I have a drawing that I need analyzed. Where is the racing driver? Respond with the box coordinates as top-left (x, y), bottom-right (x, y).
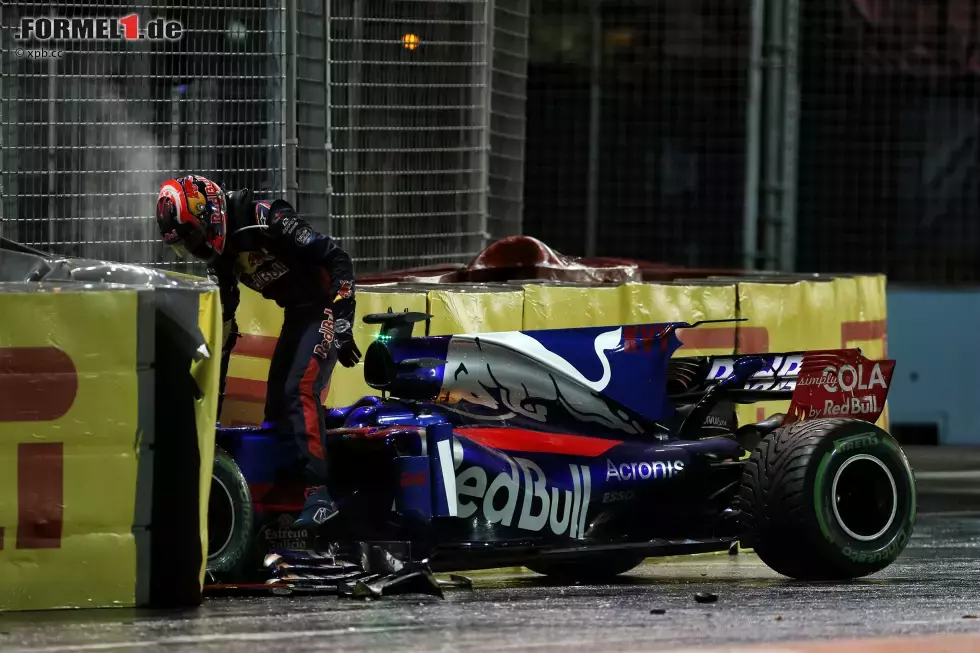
top-left (155, 174), bottom-right (358, 528)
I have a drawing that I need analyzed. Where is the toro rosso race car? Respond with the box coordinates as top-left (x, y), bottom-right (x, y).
top-left (208, 313), bottom-right (916, 596)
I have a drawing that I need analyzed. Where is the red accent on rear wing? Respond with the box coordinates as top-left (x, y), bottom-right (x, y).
top-left (671, 349), bottom-right (895, 416)
top-left (782, 350), bottom-right (895, 425)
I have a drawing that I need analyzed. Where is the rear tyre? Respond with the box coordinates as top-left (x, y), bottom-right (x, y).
top-left (207, 447), bottom-right (253, 576)
top-left (739, 418), bottom-right (916, 580)
top-left (526, 554), bottom-right (647, 582)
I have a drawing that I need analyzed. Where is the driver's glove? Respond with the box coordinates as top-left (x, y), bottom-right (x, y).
top-left (331, 298), bottom-right (361, 368)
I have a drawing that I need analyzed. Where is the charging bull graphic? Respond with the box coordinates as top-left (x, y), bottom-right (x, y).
top-left (367, 324), bottom-right (682, 438)
top-left (182, 177), bottom-right (208, 218)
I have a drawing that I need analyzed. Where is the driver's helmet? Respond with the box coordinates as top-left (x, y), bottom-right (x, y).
top-left (155, 175), bottom-right (228, 260)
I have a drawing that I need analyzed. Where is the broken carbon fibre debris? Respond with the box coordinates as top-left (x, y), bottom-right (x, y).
top-left (204, 543), bottom-right (473, 599)
top-left (438, 574), bottom-right (474, 589)
top-left (694, 592), bottom-right (718, 604)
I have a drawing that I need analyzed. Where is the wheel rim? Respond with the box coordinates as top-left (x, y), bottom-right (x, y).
top-left (208, 475), bottom-right (236, 560)
top-left (830, 454), bottom-right (898, 542)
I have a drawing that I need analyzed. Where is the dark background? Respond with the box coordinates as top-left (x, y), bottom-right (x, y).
top-left (521, 0), bottom-right (980, 284)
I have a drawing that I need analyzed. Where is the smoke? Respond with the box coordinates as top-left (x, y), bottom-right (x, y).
top-left (67, 79), bottom-right (176, 265)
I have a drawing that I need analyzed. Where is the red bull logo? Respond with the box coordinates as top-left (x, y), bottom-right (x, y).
top-left (237, 251), bottom-right (271, 275)
top-left (182, 178), bottom-right (207, 218)
top-left (235, 251), bottom-right (289, 292)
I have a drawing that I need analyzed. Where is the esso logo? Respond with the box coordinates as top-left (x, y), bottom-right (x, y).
top-left (821, 362), bottom-right (888, 393)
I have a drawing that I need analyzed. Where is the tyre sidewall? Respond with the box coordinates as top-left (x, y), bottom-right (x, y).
top-left (808, 421), bottom-right (916, 573)
top-left (208, 447), bottom-right (254, 577)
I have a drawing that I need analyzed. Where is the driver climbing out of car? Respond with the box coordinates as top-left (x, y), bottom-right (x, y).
top-left (155, 174), bottom-right (359, 529)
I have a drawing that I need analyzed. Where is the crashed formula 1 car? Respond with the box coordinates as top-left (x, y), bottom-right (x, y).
top-left (208, 313), bottom-right (916, 595)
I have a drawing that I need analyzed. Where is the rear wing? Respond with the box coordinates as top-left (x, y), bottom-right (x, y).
top-left (669, 349), bottom-right (896, 407)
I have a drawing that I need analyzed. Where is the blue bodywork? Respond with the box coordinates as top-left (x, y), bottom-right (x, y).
top-left (214, 320), bottom-right (764, 576)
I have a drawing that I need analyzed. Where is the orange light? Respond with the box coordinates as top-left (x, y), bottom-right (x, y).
top-left (402, 33), bottom-right (420, 50)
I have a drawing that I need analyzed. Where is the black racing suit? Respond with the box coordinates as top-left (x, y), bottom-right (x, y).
top-left (212, 191), bottom-right (356, 483)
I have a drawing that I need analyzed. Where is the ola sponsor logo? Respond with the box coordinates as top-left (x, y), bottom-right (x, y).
top-left (799, 362), bottom-right (888, 394)
top-left (826, 362), bottom-right (887, 393)
top-left (605, 459), bottom-right (684, 482)
top-left (455, 459), bottom-right (592, 538)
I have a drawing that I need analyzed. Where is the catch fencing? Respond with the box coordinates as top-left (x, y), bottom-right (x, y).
top-left (0, 1), bottom-right (286, 270)
top-left (6, 0), bottom-right (977, 284)
top-left (795, 0), bottom-right (980, 284)
top-left (522, 0), bottom-right (980, 284)
top-left (0, 0), bottom-right (529, 273)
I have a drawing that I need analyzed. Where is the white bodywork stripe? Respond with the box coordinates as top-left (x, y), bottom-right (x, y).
top-left (569, 464), bottom-right (582, 539)
top-left (459, 328), bottom-right (622, 392)
top-left (577, 465), bottom-right (591, 539)
top-left (437, 439), bottom-right (458, 517)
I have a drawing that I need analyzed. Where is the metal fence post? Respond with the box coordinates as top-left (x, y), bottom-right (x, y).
top-left (47, 20), bottom-right (57, 249)
top-left (779, 0), bottom-right (801, 272)
top-left (324, 0), bottom-right (334, 237)
top-left (584, 0), bottom-right (602, 258)
top-left (285, 0), bottom-right (298, 208)
top-left (760, 0), bottom-right (785, 271)
top-left (0, 22), bottom-right (5, 242)
top-left (344, 0), bottom-right (363, 260)
top-left (475, 0), bottom-right (492, 251)
top-left (742, 0), bottom-right (766, 270)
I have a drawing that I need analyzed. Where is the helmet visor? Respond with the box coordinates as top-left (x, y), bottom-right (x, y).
top-left (157, 194), bottom-right (209, 260)
top-left (169, 242), bottom-right (191, 259)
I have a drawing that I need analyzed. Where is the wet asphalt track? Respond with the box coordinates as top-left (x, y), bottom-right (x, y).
top-left (1, 513), bottom-right (979, 653)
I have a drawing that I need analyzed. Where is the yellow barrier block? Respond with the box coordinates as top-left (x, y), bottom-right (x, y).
top-left (834, 274), bottom-right (890, 429)
top-left (224, 287), bottom-right (430, 416)
top-left (428, 289), bottom-right (524, 336)
top-left (522, 284), bottom-right (624, 330)
top-left (236, 286), bottom-right (284, 337)
top-left (735, 281), bottom-right (837, 427)
top-left (620, 283), bottom-right (738, 356)
top-left (193, 288), bottom-right (222, 587)
top-left (220, 286), bottom-right (288, 425)
top-left (227, 355), bottom-right (271, 383)
top-left (325, 290), bottom-right (428, 407)
top-left (0, 290), bottom-right (140, 610)
top-left (737, 280), bottom-right (838, 352)
top-left (734, 277), bottom-right (892, 429)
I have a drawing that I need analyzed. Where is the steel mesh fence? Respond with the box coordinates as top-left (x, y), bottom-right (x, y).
top-left (294, 1), bottom-right (329, 234)
top-left (0, 1), bottom-right (286, 268)
top-left (522, 0), bottom-right (753, 268)
top-left (797, 0), bottom-right (980, 285)
top-left (323, 0), bottom-right (492, 272)
top-left (487, 0), bottom-right (529, 239)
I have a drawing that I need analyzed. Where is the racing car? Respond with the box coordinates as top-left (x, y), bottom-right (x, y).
top-left (208, 312), bottom-right (916, 590)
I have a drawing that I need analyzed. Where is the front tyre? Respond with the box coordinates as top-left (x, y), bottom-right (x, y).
top-left (207, 447), bottom-right (254, 577)
top-left (739, 418), bottom-right (916, 581)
